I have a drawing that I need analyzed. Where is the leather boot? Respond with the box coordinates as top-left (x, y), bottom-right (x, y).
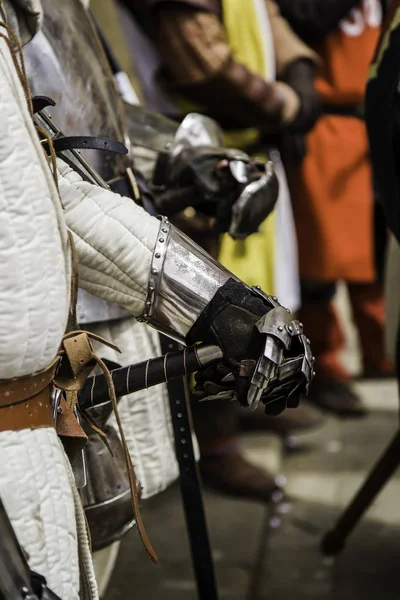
top-left (238, 403), bottom-right (324, 436)
top-left (199, 451), bottom-right (282, 502)
top-left (308, 380), bottom-right (367, 418)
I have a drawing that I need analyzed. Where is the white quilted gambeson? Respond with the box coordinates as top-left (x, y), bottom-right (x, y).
top-left (0, 32), bottom-right (97, 600)
top-left (0, 429), bottom-right (81, 598)
top-left (57, 159), bottom-right (159, 317)
top-left (0, 33), bottom-right (70, 380)
top-left (85, 317), bottom-right (179, 499)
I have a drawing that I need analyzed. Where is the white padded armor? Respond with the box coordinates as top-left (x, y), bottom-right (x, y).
top-left (0, 31), bottom-right (97, 600)
top-left (57, 159), bottom-right (159, 317)
top-left (0, 33), bottom-right (70, 380)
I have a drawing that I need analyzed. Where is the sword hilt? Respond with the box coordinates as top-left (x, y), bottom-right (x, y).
top-left (78, 344), bottom-right (223, 410)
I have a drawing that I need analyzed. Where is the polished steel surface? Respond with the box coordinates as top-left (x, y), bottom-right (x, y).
top-left (247, 287), bottom-right (315, 410)
top-left (171, 113), bottom-right (225, 156)
top-left (229, 160), bottom-right (278, 240)
top-left (125, 102), bottom-right (178, 179)
top-left (140, 219), bottom-right (236, 342)
top-left (80, 403), bottom-right (134, 551)
top-left (23, 0), bottom-right (129, 181)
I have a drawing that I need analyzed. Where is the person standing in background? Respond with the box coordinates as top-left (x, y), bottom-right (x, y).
top-left (116, 0), bottom-right (324, 502)
top-left (121, 0), bottom-right (320, 307)
top-left (275, 0), bottom-right (392, 417)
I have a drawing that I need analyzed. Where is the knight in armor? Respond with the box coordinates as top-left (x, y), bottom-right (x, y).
top-left (19, 0), bottom-right (295, 592)
top-left (20, 0), bottom-right (285, 578)
top-left (0, 0), bottom-right (313, 597)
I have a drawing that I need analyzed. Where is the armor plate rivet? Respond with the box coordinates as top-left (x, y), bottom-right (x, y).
top-left (312, 371), bottom-right (316, 377)
top-left (143, 313), bottom-right (148, 319)
top-left (155, 252), bottom-right (161, 258)
top-left (272, 296), bottom-right (278, 301)
top-left (146, 301), bottom-right (151, 306)
top-left (152, 268), bottom-right (157, 275)
top-left (306, 338), bottom-right (310, 344)
top-left (159, 238), bottom-right (164, 243)
top-left (162, 228), bottom-right (168, 233)
top-left (255, 285), bottom-right (261, 290)
top-left (278, 326), bottom-right (284, 332)
top-left (149, 286), bottom-right (154, 292)
top-left (288, 325), bottom-right (293, 332)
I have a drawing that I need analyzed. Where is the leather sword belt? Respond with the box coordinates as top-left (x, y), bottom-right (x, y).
top-left (0, 359), bottom-right (88, 460)
top-left (322, 103), bottom-right (364, 120)
top-left (0, 360), bottom-right (59, 433)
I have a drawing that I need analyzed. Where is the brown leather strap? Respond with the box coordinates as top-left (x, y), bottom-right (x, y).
top-left (0, 386), bottom-right (54, 433)
top-left (56, 397), bottom-right (88, 462)
top-left (0, 361), bottom-right (60, 433)
top-left (0, 359), bottom-right (59, 406)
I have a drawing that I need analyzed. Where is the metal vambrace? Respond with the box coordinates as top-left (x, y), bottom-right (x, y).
top-left (137, 216), bottom-right (234, 342)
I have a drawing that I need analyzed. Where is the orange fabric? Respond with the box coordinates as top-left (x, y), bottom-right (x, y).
top-left (316, 1), bottom-right (382, 105)
top-left (292, 0), bottom-right (382, 281)
top-left (299, 282), bottom-right (388, 383)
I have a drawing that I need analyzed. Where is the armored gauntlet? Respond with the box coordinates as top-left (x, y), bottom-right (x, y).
top-left (143, 113), bottom-right (279, 239)
top-left (139, 217), bottom-right (314, 415)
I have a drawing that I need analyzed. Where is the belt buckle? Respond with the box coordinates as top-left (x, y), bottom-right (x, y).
top-left (72, 408), bottom-right (87, 490)
top-left (51, 387), bottom-right (63, 424)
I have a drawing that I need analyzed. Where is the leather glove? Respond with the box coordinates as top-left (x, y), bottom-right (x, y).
top-left (283, 58), bottom-right (321, 134)
top-left (187, 279), bottom-right (314, 415)
top-left (153, 146), bottom-right (279, 239)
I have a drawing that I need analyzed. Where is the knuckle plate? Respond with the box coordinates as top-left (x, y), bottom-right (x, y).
top-left (256, 307), bottom-right (293, 350)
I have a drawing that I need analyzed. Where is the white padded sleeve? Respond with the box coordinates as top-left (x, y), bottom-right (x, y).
top-left (57, 159), bottom-right (159, 317)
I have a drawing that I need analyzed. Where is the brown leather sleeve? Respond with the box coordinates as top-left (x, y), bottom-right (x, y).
top-left (265, 0), bottom-right (318, 77)
top-left (153, 5), bottom-right (286, 129)
top-left (148, 0), bottom-right (220, 9)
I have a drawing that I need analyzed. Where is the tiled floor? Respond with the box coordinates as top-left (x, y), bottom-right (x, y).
top-left (105, 286), bottom-right (400, 599)
top-left (106, 377), bottom-right (400, 600)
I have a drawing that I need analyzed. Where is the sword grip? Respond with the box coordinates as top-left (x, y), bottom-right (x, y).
top-left (78, 344), bottom-right (222, 410)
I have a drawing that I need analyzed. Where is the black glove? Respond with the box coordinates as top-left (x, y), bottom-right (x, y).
top-left (187, 279), bottom-right (314, 415)
top-left (283, 58), bottom-right (321, 134)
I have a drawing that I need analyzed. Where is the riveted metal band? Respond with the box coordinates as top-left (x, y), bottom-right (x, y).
top-left (138, 216), bottom-right (171, 322)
